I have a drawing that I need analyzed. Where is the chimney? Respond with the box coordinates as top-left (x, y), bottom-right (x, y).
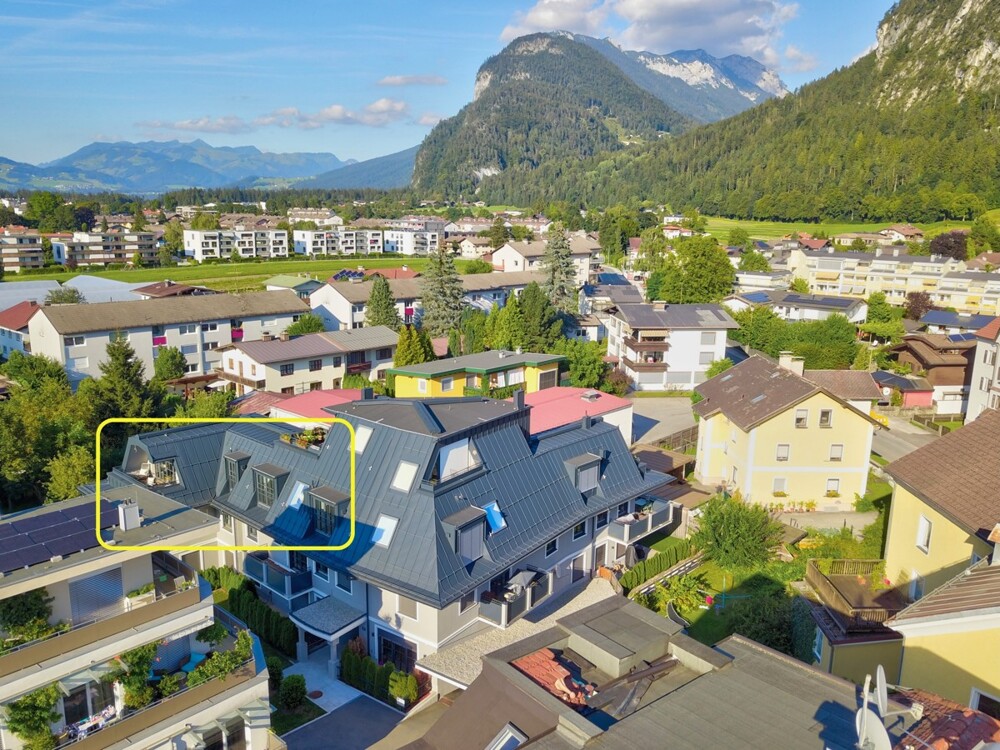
top-left (262, 332), bottom-right (273, 342)
top-left (778, 351), bottom-right (805, 377)
top-left (989, 523), bottom-right (1000, 566)
top-left (118, 500), bottom-right (142, 531)
top-left (513, 389), bottom-right (525, 410)
top-left (361, 387), bottom-right (374, 400)
top-left (581, 414), bottom-right (592, 430)
top-left (279, 332), bottom-right (290, 342)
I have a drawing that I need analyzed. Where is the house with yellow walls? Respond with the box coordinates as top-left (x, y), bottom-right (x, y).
top-left (390, 349), bottom-right (565, 398)
top-left (692, 354), bottom-right (882, 509)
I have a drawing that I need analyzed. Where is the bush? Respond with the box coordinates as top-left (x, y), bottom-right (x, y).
top-left (225, 585), bottom-right (297, 657)
top-left (389, 672), bottom-right (418, 705)
top-left (279, 674), bottom-right (307, 710)
top-left (266, 656), bottom-right (284, 691)
top-left (362, 657), bottom-right (378, 695)
top-left (340, 649), bottom-right (360, 688)
top-left (375, 662), bottom-right (396, 702)
top-left (620, 539), bottom-right (692, 593)
top-left (159, 673), bottom-right (182, 697)
top-left (196, 622), bottom-right (228, 648)
top-left (728, 593), bottom-right (793, 654)
top-left (691, 493), bottom-right (784, 570)
top-left (202, 566), bottom-right (246, 592)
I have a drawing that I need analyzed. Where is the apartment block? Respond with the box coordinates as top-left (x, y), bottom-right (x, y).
top-left (286, 208), bottom-right (343, 226)
top-left (183, 229), bottom-right (289, 262)
top-left (292, 228), bottom-right (383, 256)
top-left (967, 318), bottom-right (1000, 421)
top-left (28, 291), bottom-right (308, 381)
top-left (0, 228), bottom-right (45, 273)
top-left (491, 237), bottom-right (597, 287)
top-left (383, 229), bottom-right (439, 256)
top-left (0, 486), bottom-right (271, 750)
top-left (51, 231), bottom-right (157, 267)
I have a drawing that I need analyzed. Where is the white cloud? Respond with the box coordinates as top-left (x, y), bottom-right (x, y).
top-left (377, 74), bottom-right (448, 86)
top-left (255, 98), bottom-right (410, 129)
top-left (416, 112), bottom-right (444, 126)
top-left (851, 41), bottom-right (877, 64)
top-left (137, 115), bottom-right (252, 134)
top-left (502, 0), bottom-right (612, 41)
top-left (783, 44), bottom-right (817, 73)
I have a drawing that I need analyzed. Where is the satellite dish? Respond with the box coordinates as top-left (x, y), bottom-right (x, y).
top-left (881, 386), bottom-right (892, 397)
top-left (856, 708), bottom-right (892, 750)
top-left (874, 665), bottom-right (889, 716)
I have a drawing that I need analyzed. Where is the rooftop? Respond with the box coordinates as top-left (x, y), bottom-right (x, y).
top-left (231, 390), bottom-right (292, 416)
top-left (132, 280), bottom-right (215, 298)
top-left (501, 237), bottom-right (597, 258)
top-left (0, 299), bottom-right (41, 331)
top-left (804, 370), bottom-right (882, 401)
top-left (263, 274), bottom-right (323, 290)
top-left (271, 389), bottom-right (364, 418)
top-left (520, 387), bottom-right (631, 435)
top-left (321, 270), bottom-right (546, 304)
top-left (920, 309), bottom-right (997, 330)
top-left (614, 303), bottom-right (738, 330)
top-left (888, 558), bottom-right (1000, 627)
top-left (328, 396), bottom-right (522, 436)
top-left (893, 688), bottom-right (1000, 750)
top-left (388, 349), bottom-right (564, 378)
top-left (232, 326), bottom-right (397, 364)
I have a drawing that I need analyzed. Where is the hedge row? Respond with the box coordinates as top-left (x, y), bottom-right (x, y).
top-left (621, 539), bottom-right (693, 594)
top-left (340, 651), bottom-right (418, 707)
top-left (226, 586), bottom-right (297, 657)
top-left (202, 565), bottom-right (246, 593)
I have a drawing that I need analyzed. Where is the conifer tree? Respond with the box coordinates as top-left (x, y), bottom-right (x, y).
top-left (420, 247), bottom-right (465, 337)
top-left (541, 225), bottom-right (577, 314)
top-left (365, 276), bottom-right (401, 330)
top-left (519, 283), bottom-right (563, 350)
top-left (393, 325), bottom-right (435, 367)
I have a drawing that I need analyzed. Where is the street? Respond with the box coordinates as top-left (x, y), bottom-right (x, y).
top-left (872, 416), bottom-right (938, 462)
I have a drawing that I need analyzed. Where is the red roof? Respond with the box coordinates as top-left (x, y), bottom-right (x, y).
top-left (519, 386), bottom-right (630, 435)
top-left (365, 268), bottom-right (420, 280)
top-left (894, 688), bottom-right (1000, 750)
top-left (799, 237), bottom-right (830, 250)
top-left (976, 317), bottom-right (1000, 342)
top-left (0, 300), bottom-right (41, 331)
top-left (430, 337), bottom-right (450, 358)
top-left (233, 391), bottom-right (292, 416)
top-left (628, 237), bottom-right (642, 251)
top-left (270, 389), bottom-right (364, 418)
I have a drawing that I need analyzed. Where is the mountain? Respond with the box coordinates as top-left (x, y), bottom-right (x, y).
top-left (301, 145), bottom-right (417, 189)
top-left (0, 156), bottom-right (121, 191)
top-left (411, 33), bottom-right (693, 195)
top-left (474, 0), bottom-right (1000, 221)
top-left (564, 33), bottom-right (788, 122)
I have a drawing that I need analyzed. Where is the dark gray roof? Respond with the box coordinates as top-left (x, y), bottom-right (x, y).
top-left (889, 558), bottom-right (1000, 626)
top-left (330, 397), bottom-right (523, 436)
top-left (388, 350), bottom-right (564, 377)
top-left (585, 284), bottom-right (644, 304)
top-left (614, 303), bottom-right (737, 330)
top-left (234, 326), bottom-right (398, 364)
top-left (732, 290), bottom-right (864, 311)
top-left (290, 595), bottom-right (365, 637)
top-left (920, 309), bottom-right (997, 330)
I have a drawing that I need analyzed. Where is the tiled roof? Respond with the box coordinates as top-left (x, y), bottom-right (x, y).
top-left (893, 688), bottom-right (1000, 750)
top-left (521, 387), bottom-right (631, 435)
top-left (976, 318), bottom-right (1000, 342)
top-left (389, 350), bottom-right (564, 377)
top-left (365, 268), bottom-right (421, 280)
top-left (804, 370), bottom-right (882, 401)
top-left (889, 558), bottom-right (1000, 626)
top-left (886, 408), bottom-right (1000, 540)
top-left (233, 326), bottom-right (398, 363)
top-left (0, 300), bottom-right (41, 331)
top-left (232, 390), bottom-right (292, 416)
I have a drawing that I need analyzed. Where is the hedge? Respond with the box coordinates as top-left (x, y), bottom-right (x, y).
top-left (340, 650), bottom-right (418, 708)
top-left (202, 566), bottom-right (246, 593)
top-left (621, 539), bottom-right (693, 594)
top-left (226, 586), bottom-right (297, 657)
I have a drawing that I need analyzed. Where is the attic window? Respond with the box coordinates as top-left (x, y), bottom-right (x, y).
top-left (372, 515), bottom-right (398, 548)
top-left (751, 394), bottom-right (766, 404)
top-left (577, 462), bottom-right (600, 493)
top-left (287, 480), bottom-right (309, 509)
top-left (391, 461), bottom-right (418, 492)
top-left (483, 501), bottom-right (506, 533)
top-left (720, 374), bottom-right (733, 382)
top-left (254, 471), bottom-right (276, 509)
top-left (457, 522), bottom-right (484, 565)
top-left (438, 438), bottom-right (482, 482)
top-left (354, 424), bottom-right (373, 454)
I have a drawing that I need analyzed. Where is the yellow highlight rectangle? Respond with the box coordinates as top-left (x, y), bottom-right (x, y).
top-left (95, 417), bottom-right (355, 552)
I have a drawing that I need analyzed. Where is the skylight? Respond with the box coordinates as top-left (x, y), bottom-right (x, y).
top-left (354, 424), bottom-right (373, 454)
top-left (372, 515), bottom-right (398, 548)
top-left (751, 395), bottom-right (766, 404)
top-left (391, 461), bottom-right (418, 492)
top-left (483, 501), bottom-right (506, 533)
top-left (287, 480), bottom-right (309, 509)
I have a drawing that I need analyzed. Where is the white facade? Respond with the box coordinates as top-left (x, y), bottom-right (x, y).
top-left (293, 228), bottom-right (383, 256)
top-left (734, 270), bottom-right (792, 293)
top-left (383, 229), bottom-right (439, 256)
top-left (310, 283), bottom-right (420, 331)
top-left (51, 231), bottom-right (157, 267)
top-left (183, 228), bottom-right (288, 262)
top-left (491, 241), bottom-right (593, 286)
top-left (0, 230), bottom-right (44, 273)
top-left (0, 324), bottom-right (27, 358)
top-left (966, 334), bottom-right (1000, 422)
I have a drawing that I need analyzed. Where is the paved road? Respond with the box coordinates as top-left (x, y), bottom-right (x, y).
top-left (872, 416), bottom-right (938, 462)
top-left (630, 397), bottom-right (697, 444)
top-left (284, 695), bottom-right (402, 750)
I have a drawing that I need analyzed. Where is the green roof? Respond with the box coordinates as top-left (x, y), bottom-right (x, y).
top-left (389, 350), bottom-right (564, 378)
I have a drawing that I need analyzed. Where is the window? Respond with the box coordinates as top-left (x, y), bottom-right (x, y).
top-left (178, 324), bottom-right (197, 334)
top-left (441, 376), bottom-right (454, 392)
top-left (313, 562), bottom-right (329, 581)
top-left (459, 590), bottom-right (476, 613)
top-left (289, 551), bottom-right (307, 572)
top-left (254, 471), bottom-right (276, 509)
top-left (972, 690), bottom-right (1000, 721)
top-left (63, 335), bottom-right (85, 347)
top-left (281, 386), bottom-right (294, 395)
top-left (336, 570), bottom-right (354, 593)
top-left (830, 444), bottom-right (844, 462)
top-left (279, 363), bottom-right (294, 376)
top-left (573, 521), bottom-right (587, 540)
top-left (909, 572), bottom-right (925, 601)
top-left (699, 351), bottom-right (715, 365)
top-left (795, 409), bottom-right (808, 428)
top-left (204, 341), bottom-right (220, 350)
top-left (916, 515), bottom-right (932, 553)
top-left (201, 322), bottom-right (218, 332)
top-left (545, 538), bottom-right (558, 557)
top-left (617, 501), bottom-right (630, 518)
top-left (309, 359), bottom-right (322, 372)
top-left (354, 424), bottom-right (373, 454)
top-left (700, 331), bottom-right (717, 346)
top-left (376, 347), bottom-right (392, 360)
top-left (181, 344), bottom-right (197, 355)
top-left (483, 501), bottom-right (506, 533)
top-left (221, 513), bottom-right (233, 532)
top-left (246, 524), bottom-right (258, 542)
top-left (373, 515), bottom-right (399, 548)
top-left (775, 444), bottom-right (790, 462)
top-left (576, 462), bottom-right (599, 492)
top-left (819, 409), bottom-right (833, 428)
top-left (986, 348), bottom-right (997, 366)
top-left (812, 629), bottom-right (824, 663)
top-left (417, 378), bottom-right (428, 394)
top-left (391, 461), bottom-right (418, 492)
top-left (595, 510), bottom-right (609, 529)
top-left (309, 496), bottom-right (340, 536)
top-left (458, 523), bottom-right (484, 565)
top-left (398, 594), bottom-right (418, 620)
top-left (773, 477), bottom-right (787, 494)
top-left (982, 377), bottom-right (993, 392)
top-left (486, 723), bottom-right (527, 750)
top-left (333, 356), bottom-right (343, 367)
top-left (826, 478), bottom-right (840, 494)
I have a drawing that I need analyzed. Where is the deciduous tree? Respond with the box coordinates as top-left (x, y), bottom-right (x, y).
top-left (45, 287), bottom-right (85, 305)
top-left (691, 493), bottom-right (783, 570)
top-left (285, 313), bottom-right (326, 336)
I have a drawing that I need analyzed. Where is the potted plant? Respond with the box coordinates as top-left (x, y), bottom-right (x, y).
top-left (825, 490), bottom-right (841, 498)
top-left (280, 433), bottom-right (292, 443)
top-left (805, 501), bottom-right (817, 512)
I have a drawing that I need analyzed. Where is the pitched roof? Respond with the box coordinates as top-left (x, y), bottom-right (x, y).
top-left (132, 280), bottom-right (214, 298)
top-left (920, 309), bottom-right (997, 330)
top-left (389, 349), bottom-right (564, 378)
top-left (233, 327), bottom-right (397, 364)
top-left (889, 558), bottom-right (1000, 626)
top-left (892, 688), bottom-right (1000, 750)
top-left (872, 370), bottom-right (933, 392)
top-left (885, 408), bottom-right (1000, 540)
top-left (271, 389), bottom-right (364, 418)
top-left (320, 271), bottom-right (545, 304)
top-left (264, 275), bottom-right (322, 290)
top-left (500, 237), bottom-right (596, 258)
top-left (613, 303), bottom-right (738, 330)
top-left (0, 300), bottom-right (41, 331)
top-left (365, 268), bottom-right (421, 280)
top-left (804, 370), bottom-right (882, 401)
top-left (891, 333), bottom-right (976, 367)
top-left (232, 390), bottom-right (292, 416)
top-left (976, 318), bottom-right (1000, 342)
top-left (520, 387), bottom-right (631, 435)
top-left (36, 290), bottom-right (309, 334)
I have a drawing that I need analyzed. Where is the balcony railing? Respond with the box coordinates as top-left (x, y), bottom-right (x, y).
top-left (245, 553), bottom-right (313, 606)
top-left (215, 368), bottom-right (265, 390)
top-left (479, 571), bottom-right (553, 627)
top-left (345, 360), bottom-right (372, 374)
top-left (621, 357), bottom-right (667, 372)
top-left (0, 554), bottom-right (205, 680)
top-left (805, 559), bottom-right (903, 633)
top-left (624, 336), bottom-right (670, 352)
top-left (607, 499), bottom-right (674, 544)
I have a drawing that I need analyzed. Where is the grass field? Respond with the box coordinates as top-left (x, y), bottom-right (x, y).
top-left (702, 216), bottom-right (971, 242)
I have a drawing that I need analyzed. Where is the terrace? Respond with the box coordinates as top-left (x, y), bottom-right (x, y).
top-left (805, 559), bottom-right (906, 633)
top-left (607, 498), bottom-right (674, 545)
top-left (479, 569), bottom-right (554, 627)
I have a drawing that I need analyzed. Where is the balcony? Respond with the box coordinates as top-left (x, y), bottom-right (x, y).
top-left (0, 553), bottom-right (205, 681)
top-left (479, 570), bottom-right (553, 627)
top-left (244, 552), bottom-right (313, 611)
top-left (805, 559), bottom-right (906, 633)
top-left (345, 360), bottom-right (372, 375)
top-left (231, 328), bottom-right (245, 342)
top-left (621, 357), bottom-right (667, 373)
top-left (624, 336), bottom-right (670, 352)
top-left (215, 368), bottom-right (265, 391)
top-left (607, 499), bottom-right (674, 544)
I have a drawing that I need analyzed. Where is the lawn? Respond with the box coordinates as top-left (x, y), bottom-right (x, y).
top-left (870, 453), bottom-right (889, 467)
top-left (646, 534), bottom-right (693, 556)
top-left (673, 560), bottom-right (755, 646)
top-left (270, 698), bottom-right (325, 735)
top-left (702, 216), bottom-right (971, 242)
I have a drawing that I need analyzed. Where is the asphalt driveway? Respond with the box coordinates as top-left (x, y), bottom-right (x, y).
top-left (284, 695), bottom-right (402, 750)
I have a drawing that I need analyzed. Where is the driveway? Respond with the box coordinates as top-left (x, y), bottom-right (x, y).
top-left (872, 416), bottom-right (938, 462)
top-left (630, 397), bottom-right (697, 444)
top-left (284, 695), bottom-right (402, 750)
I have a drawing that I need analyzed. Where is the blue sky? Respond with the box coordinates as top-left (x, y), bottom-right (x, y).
top-left (4, 0), bottom-right (895, 165)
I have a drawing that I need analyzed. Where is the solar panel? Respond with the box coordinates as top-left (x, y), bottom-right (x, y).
top-left (11, 512), bottom-right (69, 534)
top-left (0, 550), bottom-right (25, 574)
top-left (0, 524), bottom-right (17, 539)
top-left (948, 333), bottom-right (977, 342)
top-left (20, 544), bottom-right (52, 567)
top-left (29, 520), bottom-right (88, 543)
top-left (5, 534), bottom-right (37, 552)
top-left (47, 530), bottom-right (100, 557)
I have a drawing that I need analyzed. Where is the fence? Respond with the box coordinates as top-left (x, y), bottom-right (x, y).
top-left (655, 425), bottom-right (699, 453)
top-left (910, 414), bottom-right (964, 435)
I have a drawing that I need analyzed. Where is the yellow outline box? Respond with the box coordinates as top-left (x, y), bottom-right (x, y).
top-left (95, 417), bottom-right (355, 553)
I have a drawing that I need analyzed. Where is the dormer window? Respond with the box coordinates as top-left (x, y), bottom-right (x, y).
top-left (437, 438), bottom-right (482, 482)
top-left (307, 487), bottom-right (349, 536)
top-left (457, 522), bottom-right (484, 565)
top-left (251, 464), bottom-right (288, 510)
top-left (224, 451), bottom-right (249, 491)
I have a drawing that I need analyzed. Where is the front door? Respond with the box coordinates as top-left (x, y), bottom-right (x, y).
top-left (594, 544), bottom-right (606, 571)
top-left (572, 554), bottom-right (585, 583)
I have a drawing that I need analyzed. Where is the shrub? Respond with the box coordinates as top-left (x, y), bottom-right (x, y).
top-left (657, 573), bottom-right (710, 611)
top-left (266, 657), bottom-right (285, 690)
top-left (340, 649), bottom-right (360, 688)
top-left (159, 672), bottom-right (182, 697)
top-left (202, 566), bottom-right (246, 592)
top-left (196, 622), bottom-right (228, 648)
top-left (224, 586), bottom-right (296, 657)
top-left (375, 662), bottom-right (396, 702)
top-left (620, 539), bottom-right (692, 593)
top-left (389, 672), bottom-right (418, 705)
top-left (691, 493), bottom-right (783, 570)
top-left (5, 684), bottom-right (61, 748)
top-left (363, 656), bottom-right (378, 694)
top-left (728, 593), bottom-right (793, 654)
top-left (279, 674), bottom-right (307, 710)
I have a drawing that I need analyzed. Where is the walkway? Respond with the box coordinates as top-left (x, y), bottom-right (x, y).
top-left (283, 645), bottom-right (362, 713)
top-left (284, 695), bottom-right (402, 750)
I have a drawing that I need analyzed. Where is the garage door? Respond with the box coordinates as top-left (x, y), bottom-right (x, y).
top-left (69, 567), bottom-right (124, 624)
top-left (538, 369), bottom-right (558, 390)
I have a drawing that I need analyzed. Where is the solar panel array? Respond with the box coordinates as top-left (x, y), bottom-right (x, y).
top-left (743, 291), bottom-right (771, 303)
top-left (783, 293), bottom-right (855, 309)
top-left (0, 501), bottom-right (117, 575)
top-left (948, 332), bottom-right (978, 343)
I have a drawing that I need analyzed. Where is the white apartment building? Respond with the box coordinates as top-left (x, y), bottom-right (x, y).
top-left (383, 229), bottom-right (439, 256)
top-left (292, 228), bottom-right (383, 256)
top-left (0, 487), bottom-right (271, 750)
top-left (1, 228), bottom-right (45, 273)
top-left (51, 231), bottom-right (157, 267)
top-left (183, 228), bottom-right (289, 262)
top-left (287, 208), bottom-right (343, 227)
top-left (606, 303), bottom-right (738, 391)
top-left (967, 319), bottom-right (1000, 422)
top-left (28, 290), bottom-right (309, 382)
top-left (491, 237), bottom-right (597, 287)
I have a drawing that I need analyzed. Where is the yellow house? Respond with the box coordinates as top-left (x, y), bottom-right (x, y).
top-left (390, 350), bottom-right (564, 398)
top-left (693, 354), bottom-right (882, 509)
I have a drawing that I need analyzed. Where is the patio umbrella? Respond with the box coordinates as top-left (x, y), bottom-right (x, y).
top-left (508, 570), bottom-right (539, 589)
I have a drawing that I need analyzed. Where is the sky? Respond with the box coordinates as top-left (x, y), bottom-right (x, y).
top-left (4, 0), bottom-right (896, 165)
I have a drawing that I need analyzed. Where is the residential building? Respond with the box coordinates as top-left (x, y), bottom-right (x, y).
top-left (933, 271), bottom-right (1000, 316)
top-left (0, 486), bottom-right (271, 750)
top-left (263, 274), bottom-right (324, 299)
top-left (873, 370), bottom-right (935, 409)
top-left (833, 231), bottom-right (888, 248)
top-left (882, 223), bottom-right (925, 243)
top-left (723, 290), bottom-right (868, 323)
top-left (182, 228), bottom-right (288, 261)
top-left (606, 303), bottom-right (738, 391)
top-left (390, 350), bottom-right (565, 398)
top-left (733, 269), bottom-right (792, 293)
top-left (406, 597), bottom-right (924, 750)
top-left (105, 394), bottom-right (675, 686)
top-left (383, 229), bottom-right (439, 256)
top-left (521, 386), bottom-right (632, 443)
top-left (0, 300), bottom-right (40, 357)
top-left (217, 326), bottom-right (398, 396)
top-left (443, 217), bottom-right (494, 236)
top-left (309, 271), bottom-right (544, 330)
top-left (268, 388), bottom-right (364, 426)
top-left (693, 354), bottom-right (881, 508)
top-left (889, 333), bottom-right (975, 415)
top-left (458, 236), bottom-right (493, 258)
top-left (918, 310), bottom-right (997, 336)
top-left (579, 281), bottom-right (643, 315)
top-left (28, 290), bottom-right (308, 382)
top-left (967, 318), bottom-right (1000, 421)
top-left (287, 207), bottom-right (343, 226)
top-left (662, 223), bottom-right (694, 239)
top-left (132, 280), bottom-right (216, 299)
top-left (51, 230), bottom-right (157, 267)
top-left (491, 237), bottom-right (596, 287)
top-left (0, 228), bottom-right (44, 273)
top-left (292, 227), bottom-right (383, 256)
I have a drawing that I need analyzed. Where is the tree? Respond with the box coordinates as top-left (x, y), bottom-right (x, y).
top-left (788, 314), bottom-right (858, 369)
top-left (691, 493), bottom-right (783, 570)
top-left (393, 325), bottom-right (435, 367)
top-left (44, 287), bottom-right (85, 305)
top-left (178, 390), bottom-right (234, 418)
top-left (727, 227), bottom-right (752, 250)
top-left (163, 220), bottom-right (184, 252)
top-left (599, 368), bottom-right (631, 396)
top-left (285, 313), bottom-right (326, 336)
top-left (1, 352), bottom-right (68, 390)
top-left (485, 298), bottom-right (524, 351)
top-left (190, 212), bottom-right (220, 230)
top-left (634, 226), bottom-right (667, 273)
top-left (705, 358), bottom-right (734, 378)
top-left (486, 217), bottom-right (509, 249)
top-left (132, 207), bottom-right (147, 231)
top-left (680, 208), bottom-right (707, 233)
top-left (519, 283), bottom-right (563, 350)
top-left (737, 250), bottom-right (771, 272)
top-left (929, 230), bottom-right (969, 260)
top-left (459, 308), bottom-right (488, 355)
top-left (728, 594), bottom-right (793, 653)
top-left (552, 339), bottom-right (605, 388)
top-left (598, 206), bottom-right (638, 267)
top-left (45, 444), bottom-right (94, 502)
top-left (969, 214), bottom-right (1000, 256)
top-left (865, 291), bottom-right (896, 324)
top-left (656, 572), bottom-right (710, 612)
top-left (905, 291), bottom-right (933, 320)
top-left (461, 259), bottom-right (493, 274)
top-left (789, 277), bottom-right (810, 293)
top-left (655, 236), bottom-right (735, 303)
top-left (541, 225), bottom-right (577, 314)
top-left (365, 276), bottom-right (402, 330)
top-left (420, 246), bottom-right (465, 336)
top-left (5, 683), bottom-right (61, 749)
